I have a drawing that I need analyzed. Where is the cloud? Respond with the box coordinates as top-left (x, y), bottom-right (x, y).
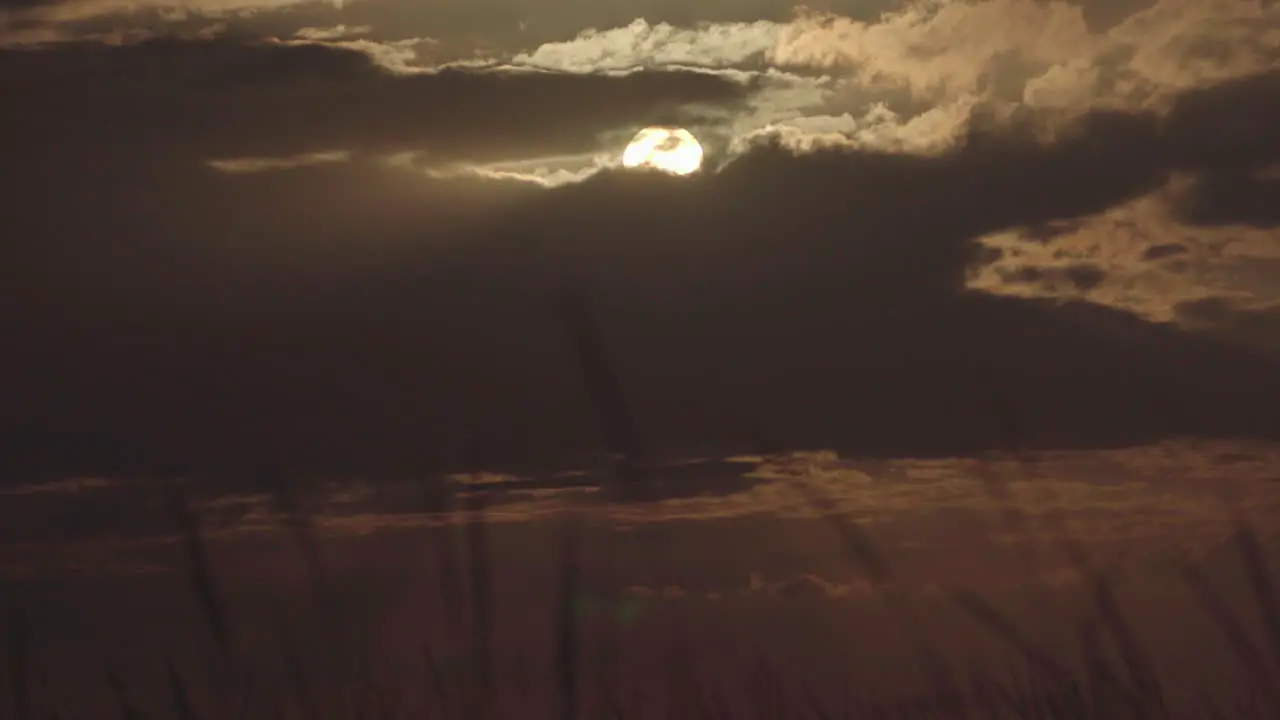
top-left (10, 1), bottom-right (1275, 170)
top-left (293, 24), bottom-right (370, 41)
top-left (511, 17), bottom-right (782, 73)
top-left (448, 70), bottom-right (1280, 463)
top-left (207, 149), bottom-right (350, 173)
top-left (0, 477), bottom-right (116, 496)
top-left (0, 36), bottom-right (754, 168)
top-left (0, 0), bottom-right (332, 46)
top-left (1175, 296), bottom-right (1280, 352)
top-left (997, 263), bottom-right (1109, 293)
top-left (0, 0), bottom-right (340, 28)
top-left (280, 34), bottom-right (438, 73)
top-left (1108, 0), bottom-right (1280, 94)
top-left (461, 1), bottom-right (1280, 164)
top-left (4, 16), bottom-right (1280, 475)
top-left (961, 67), bottom-right (1280, 329)
top-left (771, 1), bottom-right (1099, 98)
top-left (427, 153), bottom-right (616, 188)
top-left (1142, 243), bottom-right (1189, 261)
top-left (970, 206), bottom-right (1280, 329)
top-left (769, 0), bottom-right (1279, 109)
top-left (767, 573), bottom-right (870, 599)
top-left (728, 96), bottom-right (980, 155)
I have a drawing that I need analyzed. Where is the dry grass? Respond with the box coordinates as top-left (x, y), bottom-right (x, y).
top-left (1, 473), bottom-right (1278, 719)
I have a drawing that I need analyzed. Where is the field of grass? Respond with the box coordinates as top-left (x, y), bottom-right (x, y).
top-left (2, 466), bottom-right (1279, 720)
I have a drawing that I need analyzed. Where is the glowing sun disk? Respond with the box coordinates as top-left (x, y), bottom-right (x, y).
top-left (622, 127), bottom-right (703, 176)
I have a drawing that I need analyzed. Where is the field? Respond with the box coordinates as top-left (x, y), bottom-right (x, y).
top-left (3, 444), bottom-right (1280, 718)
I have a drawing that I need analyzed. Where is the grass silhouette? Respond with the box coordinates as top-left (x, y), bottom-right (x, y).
top-left (1, 467), bottom-right (1278, 719)
top-left (3, 273), bottom-right (1278, 719)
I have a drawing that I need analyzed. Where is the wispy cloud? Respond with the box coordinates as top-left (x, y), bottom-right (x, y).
top-left (483, 1), bottom-right (1280, 158)
top-left (511, 17), bottom-right (783, 73)
top-left (207, 149), bottom-right (350, 173)
top-left (967, 174), bottom-right (1280, 322)
top-left (5, 445), bottom-right (1279, 588)
top-left (293, 24), bottom-right (372, 41)
top-left (0, 477), bottom-right (117, 496)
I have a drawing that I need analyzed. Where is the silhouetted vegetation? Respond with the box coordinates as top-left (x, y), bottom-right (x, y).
top-left (1, 467), bottom-right (1278, 718)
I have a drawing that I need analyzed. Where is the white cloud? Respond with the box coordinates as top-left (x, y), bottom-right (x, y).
top-left (1107, 0), bottom-right (1280, 100)
top-left (967, 176), bottom-right (1280, 323)
top-left (271, 34), bottom-right (437, 73)
top-left (401, 150), bottom-right (616, 188)
top-left (294, 25), bottom-right (373, 41)
top-left (11, 0), bottom-right (1274, 170)
top-left (730, 95), bottom-right (979, 155)
top-left (486, 0), bottom-right (1279, 166)
top-left (769, 0), bottom-right (1278, 110)
top-left (770, 1), bottom-right (1098, 99)
top-left (511, 18), bottom-right (783, 73)
top-left (1021, 58), bottom-right (1101, 109)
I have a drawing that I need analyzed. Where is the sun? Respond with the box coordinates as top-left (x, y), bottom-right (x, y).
top-left (622, 127), bottom-right (704, 176)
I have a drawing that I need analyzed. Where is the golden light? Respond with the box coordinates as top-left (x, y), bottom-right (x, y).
top-left (621, 127), bottom-right (704, 176)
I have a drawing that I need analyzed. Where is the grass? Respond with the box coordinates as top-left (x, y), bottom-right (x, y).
top-left (1, 467), bottom-right (1278, 719)
top-left (4, 278), bottom-right (1278, 718)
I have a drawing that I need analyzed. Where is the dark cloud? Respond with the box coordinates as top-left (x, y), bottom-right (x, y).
top-left (3, 35), bottom-right (1280, 482)
top-left (1017, 220), bottom-right (1084, 244)
top-left (999, 263), bottom-right (1108, 291)
top-left (499, 85), bottom-right (1279, 461)
top-left (1162, 70), bottom-right (1280, 229)
top-left (0, 1), bottom-right (876, 53)
top-left (1164, 70), bottom-right (1280, 175)
top-left (0, 0), bottom-right (47, 10)
top-left (1175, 296), bottom-right (1242, 325)
top-left (1172, 171), bottom-right (1280, 228)
top-left (0, 36), bottom-right (752, 166)
top-left (1141, 243), bottom-right (1188, 261)
top-left (1175, 297), bottom-right (1280, 353)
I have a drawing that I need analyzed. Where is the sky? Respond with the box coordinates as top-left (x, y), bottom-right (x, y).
top-left (2, 0), bottom-right (1280, 479)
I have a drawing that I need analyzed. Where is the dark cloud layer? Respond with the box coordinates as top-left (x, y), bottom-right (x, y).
top-left (0, 37), bottom-right (750, 164)
top-left (0, 0), bottom-right (1166, 56)
top-left (1164, 69), bottom-right (1280, 228)
top-left (3, 33), bottom-right (1280, 481)
top-left (1176, 296), bottom-right (1280, 353)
